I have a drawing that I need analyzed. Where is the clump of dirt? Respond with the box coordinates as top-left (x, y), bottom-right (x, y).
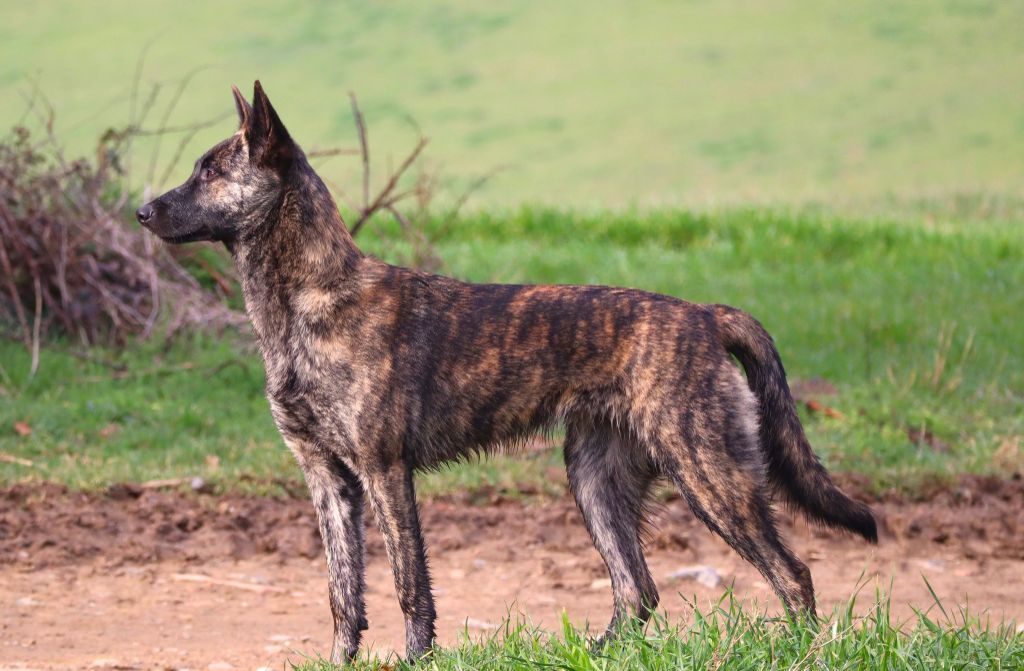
top-left (0, 483), bottom-right (330, 568)
top-left (1, 475), bottom-right (1023, 570)
top-left (877, 475), bottom-right (1024, 560)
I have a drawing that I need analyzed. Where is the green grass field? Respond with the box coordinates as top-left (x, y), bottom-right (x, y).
top-left (2, 209), bottom-right (1021, 496)
top-left (292, 590), bottom-right (1024, 671)
top-left (1, 1), bottom-right (1022, 211)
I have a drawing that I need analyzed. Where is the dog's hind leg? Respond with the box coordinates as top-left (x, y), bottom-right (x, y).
top-left (292, 445), bottom-right (368, 664)
top-left (565, 416), bottom-right (659, 639)
top-left (669, 456), bottom-right (815, 614)
top-left (658, 371), bottom-right (815, 615)
top-left (363, 461), bottom-right (437, 660)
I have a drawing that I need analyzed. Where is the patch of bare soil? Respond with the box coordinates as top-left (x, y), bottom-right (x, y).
top-left (1, 477), bottom-right (1022, 670)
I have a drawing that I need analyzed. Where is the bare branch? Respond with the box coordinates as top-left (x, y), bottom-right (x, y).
top-left (135, 113), bottom-right (232, 138)
top-left (29, 275), bottom-right (42, 379)
top-left (307, 147), bottom-right (361, 159)
top-left (145, 66), bottom-right (215, 187)
top-left (349, 92), bottom-right (370, 213)
top-left (156, 114), bottom-right (231, 189)
top-left (349, 135), bottom-right (429, 237)
top-left (387, 204), bottom-right (412, 231)
top-left (435, 167), bottom-right (504, 237)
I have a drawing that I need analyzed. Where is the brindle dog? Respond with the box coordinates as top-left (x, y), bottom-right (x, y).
top-left (137, 82), bottom-right (877, 663)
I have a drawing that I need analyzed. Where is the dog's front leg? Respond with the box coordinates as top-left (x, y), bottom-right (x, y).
top-left (297, 448), bottom-right (368, 664)
top-left (364, 461), bottom-right (436, 660)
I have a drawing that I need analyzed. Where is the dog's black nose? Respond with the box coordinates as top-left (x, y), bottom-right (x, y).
top-left (136, 204), bottom-right (155, 224)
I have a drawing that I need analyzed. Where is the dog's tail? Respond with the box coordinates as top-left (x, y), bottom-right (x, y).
top-left (712, 304), bottom-right (878, 543)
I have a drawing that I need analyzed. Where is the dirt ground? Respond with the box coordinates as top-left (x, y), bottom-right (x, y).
top-left (1, 476), bottom-right (1022, 671)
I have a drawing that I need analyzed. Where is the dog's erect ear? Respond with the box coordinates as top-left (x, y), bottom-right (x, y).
top-left (245, 80), bottom-right (295, 168)
top-left (231, 85), bottom-right (252, 129)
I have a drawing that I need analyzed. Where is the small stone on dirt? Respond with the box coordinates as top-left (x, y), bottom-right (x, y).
top-left (589, 578), bottom-right (612, 590)
top-left (465, 618), bottom-right (498, 630)
top-left (15, 596), bottom-right (41, 607)
top-left (668, 565), bottom-right (722, 589)
top-left (191, 477), bottom-right (213, 493)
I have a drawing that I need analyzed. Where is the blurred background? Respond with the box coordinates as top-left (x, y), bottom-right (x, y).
top-left (2, 0), bottom-right (1022, 212)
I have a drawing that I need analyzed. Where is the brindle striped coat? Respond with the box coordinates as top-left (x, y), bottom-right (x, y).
top-left (137, 82), bottom-right (877, 663)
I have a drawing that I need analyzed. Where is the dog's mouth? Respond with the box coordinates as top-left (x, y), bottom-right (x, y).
top-left (140, 217), bottom-right (213, 244)
top-left (157, 228), bottom-right (213, 244)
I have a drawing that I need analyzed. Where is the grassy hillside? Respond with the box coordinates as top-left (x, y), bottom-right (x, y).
top-left (1, 1), bottom-right (1022, 210)
top-left (1, 209), bottom-right (1020, 495)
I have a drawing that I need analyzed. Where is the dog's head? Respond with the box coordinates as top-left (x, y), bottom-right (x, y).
top-left (136, 81), bottom-right (298, 245)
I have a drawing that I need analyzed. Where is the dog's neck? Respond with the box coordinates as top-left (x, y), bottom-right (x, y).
top-left (232, 158), bottom-right (363, 353)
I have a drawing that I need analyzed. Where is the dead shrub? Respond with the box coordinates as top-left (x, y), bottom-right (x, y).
top-left (0, 123), bottom-right (244, 358)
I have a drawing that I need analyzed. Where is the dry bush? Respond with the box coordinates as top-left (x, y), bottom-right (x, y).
top-left (325, 92), bottom-right (494, 273)
top-left (0, 81), bottom-right (488, 366)
top-left (0, 123), bottom-right (244, 362)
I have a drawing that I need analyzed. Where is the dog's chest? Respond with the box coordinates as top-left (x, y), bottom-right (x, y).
top-left (260, 341), bottom-right (382, 451)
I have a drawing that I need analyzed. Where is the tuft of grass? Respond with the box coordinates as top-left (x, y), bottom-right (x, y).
top-left (1, 208), bottom-right (1021, 496)
top-left (293, 586), bottom-right (1024, 670)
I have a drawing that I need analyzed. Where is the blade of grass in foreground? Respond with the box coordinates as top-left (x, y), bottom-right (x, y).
top-left (294, 585), bottom-right (1024, 670)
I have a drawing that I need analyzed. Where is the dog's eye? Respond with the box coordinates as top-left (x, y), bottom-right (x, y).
top-left (200, 167), bottom-right (218, 182)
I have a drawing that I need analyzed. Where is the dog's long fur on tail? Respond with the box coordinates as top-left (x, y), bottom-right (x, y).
top-left (714, 305), bottom-right (877, 541)
top-left (137, 81), bottom-right (877, 663)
